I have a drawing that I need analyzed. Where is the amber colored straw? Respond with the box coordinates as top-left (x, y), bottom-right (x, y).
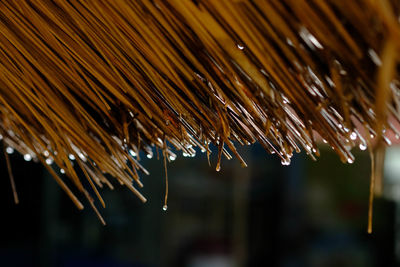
top-left (0, 1), bottom-right (399, 227)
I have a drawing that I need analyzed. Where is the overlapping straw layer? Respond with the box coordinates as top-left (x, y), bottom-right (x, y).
top-left (0, 1), bottom-right (399, 224)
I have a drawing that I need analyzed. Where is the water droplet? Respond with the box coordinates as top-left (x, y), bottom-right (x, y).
top-left (201, 148), bottom-right (206, 153)
top-left (237, 44), bottom-right (244, 50)
top-left (186, 144), bottom-right (193, 149)
top-left (23, 154), bottom-right (32, 161)
top-left (281, 158), bottom-right (291, 166)
top-left (46, 158), bottom-right (53, 165)
top-left (60, 168), bottom-right (65, 174)
top-left (6, 147), bottom-right (14, 154)
top-left (359, 143), bottom-right (367, 150)
top-left (162, 205), bottom-right (168, 211)
top-left (69, 154), bottom-right (75, 160)
top-left (129, 149), bottom-right (137, 157)
top-left (146, 153), bottom-right (153, 159)
top-left (368, 49), bottom-right (382, 66)
top-left (350, 132), bottom-right (357, 140)
top-left (182, 152), bottom-right (189, 157)
top-left (322, 139), bottom-right (327, 143)
top-left (78, 153), bottom-right (87, 161)
top-left (347, 158), bottom-right (354, 164)
top-left (169, 154), bottom-right (176, 161)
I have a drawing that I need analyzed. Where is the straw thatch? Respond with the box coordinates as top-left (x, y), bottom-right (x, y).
top-left (0, 1), bottom-right (399, 228)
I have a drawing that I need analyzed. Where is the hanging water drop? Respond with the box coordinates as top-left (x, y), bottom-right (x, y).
top-left (350, 132), bottom-right (357, 140)
top-left (162, 205), bottom-right (168, 211)
top-left (69, 154), bottom-right (75, 160)
top-left (60, 168), bottom-right (65, 174)
top-left (129, 149), bottom-right (137, 157)
top-left (78, 153), bottom-right (87, 162)
top-left (24, 154), bottom-right (32, 161)
top-left (46, 157), bottom-right (53, 165)
top-left (6, 147), bottom-right (14, 154)
top-left (359, 143), bottom-right (367, 150)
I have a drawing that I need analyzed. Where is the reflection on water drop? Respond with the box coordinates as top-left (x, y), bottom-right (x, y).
top-left (129, 149), bottom-right (137, 157)
top-left (237, 44), bottom-right (244, 50)
top-left (347, 158), bottom-right (354, 164)
top-left (162, 205), bottom-right (168, 211)
top-left (24, 154), bottom-right (32, 161)
top-left (69, 154), bottom-right (75, 160)
top-left (60, 168), bottom-right (65, 174)
top-left (78, 153), bottom-right (87, 162)
top-left (359, 143), bottom-right (367, 150)
top-left (6, 147), bottom-right (14, 154)
top-left (46, 158), bottom-right (53, 165)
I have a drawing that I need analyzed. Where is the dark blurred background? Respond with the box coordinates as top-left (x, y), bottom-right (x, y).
top-left (0, 144), bottom-right (397, 267)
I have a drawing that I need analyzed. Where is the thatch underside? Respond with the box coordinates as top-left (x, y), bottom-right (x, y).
top-left (0, 1), bottom-right (399, 227)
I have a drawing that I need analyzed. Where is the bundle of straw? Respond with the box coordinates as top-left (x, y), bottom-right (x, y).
top-left (0, 1), bottom-right (399, 226)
